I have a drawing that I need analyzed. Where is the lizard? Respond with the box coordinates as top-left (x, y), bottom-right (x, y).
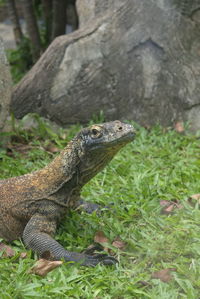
top-left (0, 121), bottom-right (135, 266)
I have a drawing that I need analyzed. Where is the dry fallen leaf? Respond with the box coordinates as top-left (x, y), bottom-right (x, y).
top-left (31, 259), bottom-right (63, 277)
top-left (160, 200), bottom-right (171, 207)
top-left (151, 268), bottom-right (176, 283)
top-left (6, 144), bottom-right (33, 157)
top-left (20, 252), bottom-right (28, 259)
top-left (94, 231), bottom-right (110, 252)
top-left (94, 231), bottom-right (109, 244)
top-left (60, 133), bottom-right (67, 140)
top-left (94, 232), bottom-right (127, 255)
top-left (190, 194), bottom-right (200, 201)
top-left (160, 199), bottom-right (183, 214)
top-left (174, 122), bottom-right (184, 133)
top-left (0, 242), bottom-right (15, 258)
top-left (188, 194), bottom-right (200, 207)
top-left (163, 204), bottom-right (175, 214)
top-left (112, 237), bottom-right (126, 251)
top-left (45, 144), bottom-right (59, 153)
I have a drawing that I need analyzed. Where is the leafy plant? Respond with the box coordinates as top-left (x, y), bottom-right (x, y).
top-left (6, 37), bottom-right (33, 83)
top-left (0, 0), bottom-right (5, 7)
top-left (89, 110), bottom-right (105, 124)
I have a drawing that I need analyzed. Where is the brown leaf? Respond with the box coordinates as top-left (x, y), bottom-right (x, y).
top-left (31, 259), bottom-right (63, 277)
top-left (45, 144), bottom-right (59, 153)
top-left (163, 204), bottom-right (175, 214)
top-left (160, 199), bottom-right (183, 214)
top-left (94, 231), bottom-right (109, 244)
top-left (20, 252), bottom-right (28, 259)
top-left (188, 194), bottom-right (200, 207)
top-left (151, 268), bottom-right (176, 283)
top-left (190, 194), bottom-right (200, 201)
top-left (6, 144), bottom-right (33, 157)
top-left (174, 122), bottom-right (184, 133)
top-left (160, 200), bottom-right (171, 207)
top-left (60, 133), bottom-right (67, 140)
top-left (112, 237), bottom-right (126, 251)
top-left (0, 243), bottom-right (15, 258)
top-left (94, 231), bottom-right (109, 252)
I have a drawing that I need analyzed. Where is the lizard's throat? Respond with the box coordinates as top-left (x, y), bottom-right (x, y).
top-left (77, 151), bottom-right (114, 186)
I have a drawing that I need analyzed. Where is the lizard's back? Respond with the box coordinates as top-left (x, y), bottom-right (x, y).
top-left (0, 171), bottom-right (57, 241)
top-left (0, 144), bottom-right (79, 242)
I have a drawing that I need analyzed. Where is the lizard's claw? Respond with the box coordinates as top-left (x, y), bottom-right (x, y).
top-left (84, 253), bottom-right (118, 267)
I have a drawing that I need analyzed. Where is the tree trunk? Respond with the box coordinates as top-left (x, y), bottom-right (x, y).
top-left (51, 0), bottom-right (67, 40)
top-left (6, 0), bottom-right (24, 46)
top-left (41, 0), bottom-right (53, 45)
top-left (66, 0), bottom-right (79, 33)
top-left (11, 0), bottom-right (200, 132)
top-left (0, 38), bottom-right (12, 131)
top-left (21, 0), bottom-right (41, 61)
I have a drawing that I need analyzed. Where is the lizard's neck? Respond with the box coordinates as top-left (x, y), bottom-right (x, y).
top-left (76, 149), bottom-right (118, 187)
top-left (34, 137), bottom-right (118, 194)
top-left (35, 139), bottom-right (81, 194)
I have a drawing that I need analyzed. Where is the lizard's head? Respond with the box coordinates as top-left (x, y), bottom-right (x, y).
top-left (73, 121), bottom-right (135, 185)
top-left (79, 120), bottom-right (135, 153)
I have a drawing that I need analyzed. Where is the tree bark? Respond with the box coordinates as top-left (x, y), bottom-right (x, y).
top-left (51, 0), bottom-right (67, 40)
top-left (21, 0), bottom-right (41, 61)
top-left (66, 0), bottom-right (79, 32)
top-left (41, 0), bottom-right (53, 45)
top-left (6, 0), bottom-right (24, 46)
top-left (0, 38), bottom-right (12, 131)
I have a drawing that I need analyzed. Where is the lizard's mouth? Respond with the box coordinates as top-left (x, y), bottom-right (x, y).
top-left (89, 129), bottom-right (135, 152)
top-left (106, 130), bottom-right (135, 148)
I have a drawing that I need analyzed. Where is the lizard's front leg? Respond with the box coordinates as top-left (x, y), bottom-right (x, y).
top-left (23, 214), bottom-right (117, 266)
top-left (74, 199), bottom-right (102, 214)
top-left (74, 197), bottom-right (113, 214)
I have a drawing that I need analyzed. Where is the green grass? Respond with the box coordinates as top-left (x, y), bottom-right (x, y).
top-left (0, 118), bottom-right (200, 298)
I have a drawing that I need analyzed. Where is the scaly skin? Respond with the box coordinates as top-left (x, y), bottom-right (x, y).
top-left (0, 121), bottom-right (135, 266)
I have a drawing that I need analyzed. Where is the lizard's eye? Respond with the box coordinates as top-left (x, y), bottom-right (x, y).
top-left (91, 127), bottom-right (102, 139)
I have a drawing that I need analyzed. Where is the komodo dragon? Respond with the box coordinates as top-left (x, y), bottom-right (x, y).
top-left (0, 121), bottom-right (135, 266)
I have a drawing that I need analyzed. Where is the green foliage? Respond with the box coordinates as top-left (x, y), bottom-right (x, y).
top-left (6, 37), bottom-right (33, 83)
top-left (0, 118), bottom-right (200, 298)
top-left (6, 1), bottom-right (47, 83)
top-left (89, 110), bottom-right (105, 124)
top-left (0, 0), bottom-right (5, 7)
